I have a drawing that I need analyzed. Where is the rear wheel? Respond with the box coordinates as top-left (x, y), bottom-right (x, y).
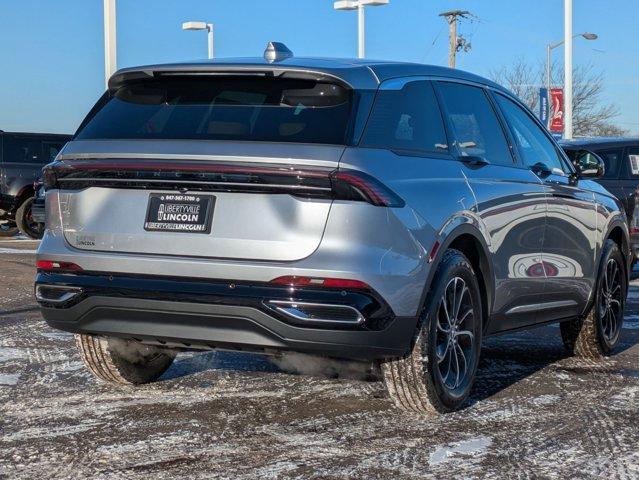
top-left (381, 249), bottom-right (482, 414)
top-left (16, 197), bottom-right (44, 240)
top-left (560, 240), bottom-right (626, 358)
top-left (0, 220), bottom-right (19, 237)
top-left (75, 334), bottom-right (176, 385)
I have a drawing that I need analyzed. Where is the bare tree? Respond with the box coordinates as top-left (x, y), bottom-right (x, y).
top-left (490, 58), bottom-right (627, 137)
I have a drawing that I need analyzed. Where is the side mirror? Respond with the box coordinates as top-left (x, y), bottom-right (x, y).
top-left (575, 150), bottom-right (605, 179)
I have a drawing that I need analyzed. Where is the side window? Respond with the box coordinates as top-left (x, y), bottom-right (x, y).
top-left (361, 80), bottom-right (448, 154)
top-left (594, 148), bottom-right (622, 179)
top-left (494, 93), bottom-right (569, 175)
top-left (626, 147), bottom-right (639, 177)
top-left (436, 82), bottom-right (513, 166)
top-left (43, 142), bottom-right (63, 162)
top-left (2, 137), bottom-right (42, 164)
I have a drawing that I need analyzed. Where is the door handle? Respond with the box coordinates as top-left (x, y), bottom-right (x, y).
top-left (459, 155), bottom-right (490, 167)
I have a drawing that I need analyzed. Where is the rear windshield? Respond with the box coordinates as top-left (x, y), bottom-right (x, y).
top-left (76, 76), bottom-right (352, 145)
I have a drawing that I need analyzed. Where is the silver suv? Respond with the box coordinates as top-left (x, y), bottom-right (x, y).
top-left (36, 44), bottom-right (630, 414)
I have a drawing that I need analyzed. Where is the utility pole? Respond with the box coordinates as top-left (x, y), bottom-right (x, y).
top-left (103, 0), bottom-right (117, 89)
top-left (439, 10), bottom-right (471, 68)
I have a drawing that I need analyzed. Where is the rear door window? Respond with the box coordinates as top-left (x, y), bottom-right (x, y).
top-left (75, 76), bottom-right (353, 145)
top-left (360, 80), bottom-right (448, 154)
top-left (436, 82), bottom-right (513, 166)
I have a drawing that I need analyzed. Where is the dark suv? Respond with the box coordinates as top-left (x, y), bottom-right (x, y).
top-left (561, 137), bottom-right (639, 263)
top-left (35, 47), bottom-right (631, 414)
top-left (0, 131), bottom-right (71, 238)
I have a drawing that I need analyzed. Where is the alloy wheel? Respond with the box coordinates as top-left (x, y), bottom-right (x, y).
top-left (599, 258), bottom-right (623, 345)
top-left (434, 276), bottom-right (476, 396)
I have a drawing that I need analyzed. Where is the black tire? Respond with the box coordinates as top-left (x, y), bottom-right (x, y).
top-left (381, 249), bottom-right (483, 414)
top-left (75, 334), bottom-right (176, 385)
top-left (16, 197), bottom-right (44, 240)
top-left (560, 239), bottom-right (626, 359)
top-left (0, 221), bottom-right (19, 237)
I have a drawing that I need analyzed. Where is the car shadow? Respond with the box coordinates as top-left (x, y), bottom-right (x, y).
top-left (159, 350), bottom-right (279, 381)
top-left (469, 318), bottom-right (639, 405)
top-left (159, 349), bottom-right (378, 382)
top-left (156, 318), bottom-right (638, 400)
top-left (468, 326), bottom-right (568, 404)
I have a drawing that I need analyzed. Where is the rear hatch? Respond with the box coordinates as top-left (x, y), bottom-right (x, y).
top-left (50, 73), bottom-right (354, 262)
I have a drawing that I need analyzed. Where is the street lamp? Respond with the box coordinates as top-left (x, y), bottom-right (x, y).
top-left (182, 21), bottom-right (214, 59)
top-left (545, 31), bottom-right (597, 135)
top-left (546, 32), bottom-right (597, 95)
top-left (334, 0), bottom-right (389, 59)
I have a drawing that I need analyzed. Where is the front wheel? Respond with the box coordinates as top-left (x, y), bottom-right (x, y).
top-left (560, 239), bottom-right (626, 358)
top-left (381, 249), bottom-right (482, 414)
top-left (75, 334), bottom-right (176, 385)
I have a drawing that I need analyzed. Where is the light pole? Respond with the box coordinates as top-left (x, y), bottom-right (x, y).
top-left (334, 0), bottom-right (389, 59)
top-left (545, 31), bottom-right (597, 132)
top-left (182, 21), bottom-right (215, 59)
top-left (104, 0), bottom-right (117, 89)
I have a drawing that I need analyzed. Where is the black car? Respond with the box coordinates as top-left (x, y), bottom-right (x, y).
top-left (561, 137), bottom-right (639, 263)
top-left (0, 131), bottom-right (71, 238)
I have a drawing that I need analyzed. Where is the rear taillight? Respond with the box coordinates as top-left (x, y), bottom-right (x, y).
top-left (41, 160), bottom-right (331, 193)
top-left (330, 169), bottom-right (405, 207)
top-left (44, 159), bottom-right (404, 207)
top-left (42, 163), bottom-right (60, 190)
top-left (270, 276), bottom-right (370, 289)
top-left (36, 260), bottom-right (83, 272)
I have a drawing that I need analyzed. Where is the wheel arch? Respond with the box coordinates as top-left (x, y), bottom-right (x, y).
top-left (582, 220), bottom-right (631, 316)
top-left (419, 224), bottom-right (494, 331)
top-left (603, 220), bottom-right (630, 280)
top-left (15, 184), bottom-right (35, 208)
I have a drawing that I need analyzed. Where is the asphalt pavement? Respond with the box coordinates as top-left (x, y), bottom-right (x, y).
top-left (0, 237), bottom-right (637, 479)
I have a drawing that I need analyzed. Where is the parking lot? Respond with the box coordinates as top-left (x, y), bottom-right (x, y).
top-left (0, 237), bottom-right (638, 479)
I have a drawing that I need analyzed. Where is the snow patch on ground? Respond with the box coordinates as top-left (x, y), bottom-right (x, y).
top-left (0, 248), bottom-right (38, 254)
top-left (429, 437), bottom-right (492, 466)
top-left (0, 347), bottom-right (28, 363)
top-left (0, 374), bottom-right (20, 385)
top-left (529, 394), bottom-right (560, 406)
top-left (39, 332), bottom-right (73, 341)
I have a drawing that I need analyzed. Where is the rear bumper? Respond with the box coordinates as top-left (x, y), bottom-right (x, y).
top-left (36, 273), bottom-right (418, 360)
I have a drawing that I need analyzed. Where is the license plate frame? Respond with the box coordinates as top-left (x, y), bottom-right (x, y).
top-left (144, 193), bottom-right (215, 234)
